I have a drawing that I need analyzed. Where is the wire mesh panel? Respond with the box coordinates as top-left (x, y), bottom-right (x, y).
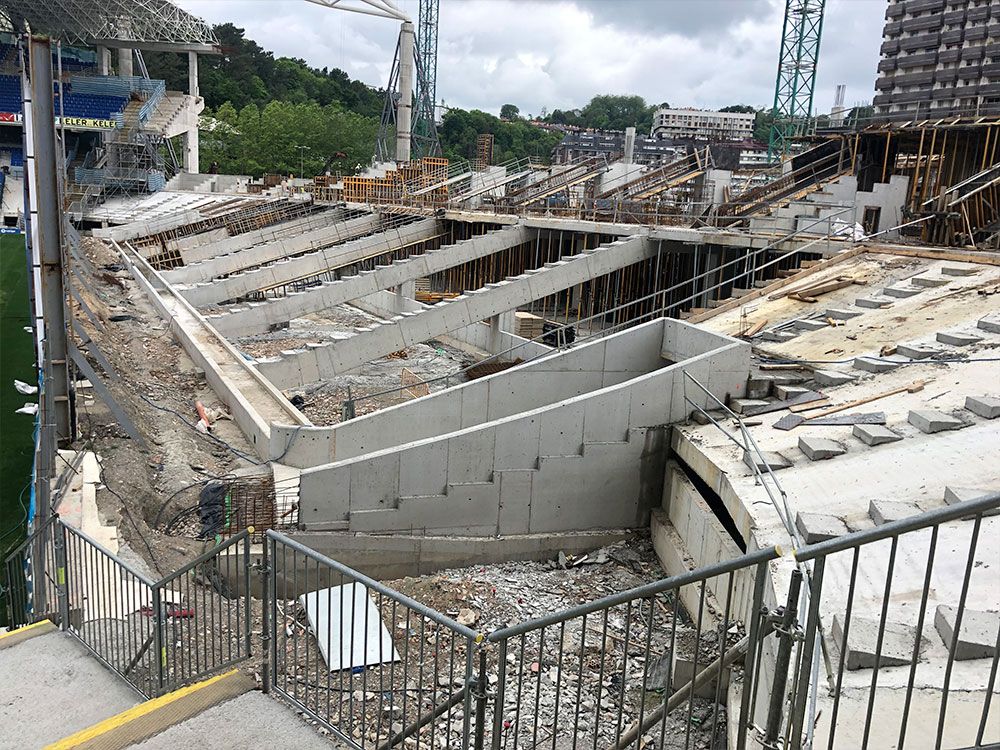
top-left (266, 531), bottom-right (481, 750)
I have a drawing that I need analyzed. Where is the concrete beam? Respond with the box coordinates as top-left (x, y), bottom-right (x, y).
top-left (165, 212), bottom-right (386, 286)
top-left (256, 234), bottom-right (656, 389)
top-left (206, 224), bottom-right (532, 336)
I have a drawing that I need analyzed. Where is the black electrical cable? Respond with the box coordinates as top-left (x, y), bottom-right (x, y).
top-left (759, 355), bottom-right (1000, 366)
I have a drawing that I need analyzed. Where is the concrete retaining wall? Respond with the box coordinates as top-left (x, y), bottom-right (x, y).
top-left (296, 319), bottom-right (749, 536)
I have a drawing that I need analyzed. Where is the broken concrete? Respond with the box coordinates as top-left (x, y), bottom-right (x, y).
top-left (908, 409), bottom-right (967, 434)
top-left (742, 450), bottom-right (793, 473)
top-left (797, 435), bottom-right (847, 461)
top-left (852, 423), bottom-right (902, 446)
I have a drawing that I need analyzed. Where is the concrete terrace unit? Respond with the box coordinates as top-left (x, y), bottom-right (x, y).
top-left (296, 318), bottom-right (749, 535)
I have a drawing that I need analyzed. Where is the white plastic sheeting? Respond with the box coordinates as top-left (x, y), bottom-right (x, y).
top-left (299, 583), bottom-right (400, 672)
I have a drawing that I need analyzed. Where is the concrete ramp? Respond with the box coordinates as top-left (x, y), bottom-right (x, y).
top-left (0, 623), bottom-right (140, 749)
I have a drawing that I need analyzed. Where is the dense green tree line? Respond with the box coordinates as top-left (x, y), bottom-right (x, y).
top-left (438, 109), bottom-right (564, 166)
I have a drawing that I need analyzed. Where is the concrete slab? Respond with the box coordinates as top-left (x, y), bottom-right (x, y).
top-left (793, 319), bottom-right (830, 332)
top-left (130, 691), bottom-right (338, 749)
top-left (825, 308), bottom-right (862, 320)
top-left (883, 286), bottom-right (921, 299)
top-left (936, 331), bottom-right (983, 346)
top-left (690, 408), bottom-right (725, 426)
top-left (731, 398), bottom-right (770, 415)
top-left (746, 377), bottom-right (773, 399)
top-left (795, 512), bottom-right (849, 543)
top-left (911, 276), bottom-right (950, 288)
top-left (896, 343), bottom-right (939, 359)
top-left (868, 499), bottom-right (920, 526)
top-left (797, 435), bottom-right (846, 461)
top-left (742, 450), bottom-right (792, 473)
top-left (812, 369), bottom-right (855, 387)
top-left (941, 266), bottom-right (979, 276)
top-left (775, 385), bottom-right (811, 400)
top-left (852, 423), bottom-right (902, 447)
top-left (853, 356), bottom-right (900, 374)
top-left (908, 409), bottom-right (967, 434)
top-left (978, 317), bottom-right (1000, 334)
top-left (855, 297), bottom-right (893, 309)
top-left (934, 605), bottom-right (1000, 661)
top-left (943, 486), bottom-right (1000, 517)
top-left (760, 330), bottom-right (798, 343)
top-left (964, 395), bottom-right (1000, 419)
top-left (0, 631), bottom-right (140, 747)
top-left (833, 616), bottom-right (920, 670)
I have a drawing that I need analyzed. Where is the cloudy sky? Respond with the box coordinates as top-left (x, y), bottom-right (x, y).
top-left (176, 0), bottom-right (887, 117)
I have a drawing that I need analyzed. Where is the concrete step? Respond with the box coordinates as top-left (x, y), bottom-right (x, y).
top-left (978, 317), bottom-right (1000, 334)
top-left (936, 331), bottom-right (983, 346)
top-left (855, 297), bottom-right (894, 309)
top-left (882, 286), bottom-right (921, 299)
top-left (911, 276), bottom-right (950, 288)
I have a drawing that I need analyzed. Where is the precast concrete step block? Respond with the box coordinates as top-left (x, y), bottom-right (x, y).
top-left (768, 372), bottom-right (809, 386)
top-left (935, 606), bottom-right (1000, 661)
top-left (965, 395), bottom-right (1000, 419)
top-left (746, 377), bottom-right (773, 399)
top-left (853, 356), bottom-right (900, 374)
top-left (978, 317), bottom-right (1000, 335)
top-left (793, 319), bottom-right (830, 332)
top-left (883, 287), bottom-right (921, 299)
top-left (868, 499), bottom-right (920, 526)
top-left (833, 615), bottom-right (920, 670)
top-left (743, 450), bottom-right (793, 473)
top-left (775, 385), bottom-right (811, 400)
top-left (897, 343), bottom-right (940, 360)
top-left (731, 398), bottom-right (770, 415)
top-left (855, 297), bottom-right (894, 309)
top-left (795, 512), bottom-right (849, 543)
top-left (908, 409), bottom-right (967, 434)
top-left (825, 308), bottom-right (863, 320)
top-left (941, 266), bottom-right (979, 277)
top-left (812, 369), bottom-right (856, 387)
top-left (760, 330), bottom-right (797, 343)
top-left (911, 276), bottom-right (950, 288)
top-left (853, 424), bottom-right (902, 447)
top-left (798, 435), bottom-right (847, 461)
top-left (690, 408), bottom-right (725, 426)
top-left (944, 486), bottom-right (1000, 517)
top-left (936, 331), bottom-right (983, 346)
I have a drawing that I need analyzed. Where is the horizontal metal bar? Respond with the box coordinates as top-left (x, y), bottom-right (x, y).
top-left (62, 523), bottom-right (158, 588)
top-left (266, 529), bottom-right (480, 639)
top-left (488, 546), bottom-right (779, 641)
top-left (155, 529), bottom-right (251, 586)
top-left (2, 515), bottom-right (60, 566)
top-left (795, 492), bottom-right (1000, 562)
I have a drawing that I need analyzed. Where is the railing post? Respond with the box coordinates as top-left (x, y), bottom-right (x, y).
top-left (54, 521), bottom-right (69, 630)
top-left (260, 534), bottom-right (271, 695)
top-left (473, 647), bottom-right (488, 750)
top-left (490, 638), bottom-right (507, 750)
top-left (764, 568), bottom-right (803, 747)
top-left (243, 531), bottom-right (253, 658)
top-left (152, 586), bottom-right (166, 695)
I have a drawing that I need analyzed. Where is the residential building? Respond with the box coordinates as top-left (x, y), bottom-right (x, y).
top-left (650, 107), bottom-right (756, 141)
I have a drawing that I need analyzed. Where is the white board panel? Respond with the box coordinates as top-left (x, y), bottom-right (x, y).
top-left (299, 583), bottom-right (400, 672)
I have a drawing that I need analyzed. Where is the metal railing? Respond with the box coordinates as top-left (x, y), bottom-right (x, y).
top-left (261, 494), bottom-right (1000, 750)
top-left (3, 516), bottom-right (254, 698)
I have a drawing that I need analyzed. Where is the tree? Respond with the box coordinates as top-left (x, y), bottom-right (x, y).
top-left (720, 104), bottom-right (758, 114)
top-left (500, 103), bottom-right (520, 120)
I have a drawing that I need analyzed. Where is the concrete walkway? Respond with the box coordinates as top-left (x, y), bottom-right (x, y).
top-left (0, 627), bottom-right (140, 749)
top-left (129, 692), bottom-right (341, 749)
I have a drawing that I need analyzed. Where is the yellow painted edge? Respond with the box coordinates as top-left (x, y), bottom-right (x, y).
top-left (0, 619), bottom-right (54, 641)
top-left (44, 669), bottom-right (240, 750)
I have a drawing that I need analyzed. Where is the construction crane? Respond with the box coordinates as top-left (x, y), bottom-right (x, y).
top-left (767, 0), bottom-right (826, 161)
top-left (412, 0), bottom-right (440, 155)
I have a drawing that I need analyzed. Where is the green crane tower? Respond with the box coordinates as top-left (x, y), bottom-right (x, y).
top-left (767, 0), bottom-right (826, 161)
top-left (412, 0), bottom-right (441, 158)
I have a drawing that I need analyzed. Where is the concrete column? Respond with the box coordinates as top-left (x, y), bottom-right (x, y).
top-left (185, 51), bottom-right (200, 174)
top-left (97, 46), bottom-right (111, 75)
top-left (395, 279), bottom-right (415, 313)
top-left (117, 48), bottom-right (133, 78)
top-left (395, 21), bottom-right (415, 164)
top-left (624, 127), bottom-right (636, 165)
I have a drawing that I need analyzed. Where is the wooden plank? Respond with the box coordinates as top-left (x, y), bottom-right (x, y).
top-left (803, 380), bottom-right (927, 420)
top-left (866, 245), bottom-right (1000, 266)
top-left (788, 398), bottom-right (831, 413)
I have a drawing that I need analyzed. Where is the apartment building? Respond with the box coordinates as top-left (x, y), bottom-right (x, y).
top-left (650, 107), bottom-right (756, 141)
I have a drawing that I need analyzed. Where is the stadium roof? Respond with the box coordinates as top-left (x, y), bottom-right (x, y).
top-left (0, 0), bottom-right (221, 53)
